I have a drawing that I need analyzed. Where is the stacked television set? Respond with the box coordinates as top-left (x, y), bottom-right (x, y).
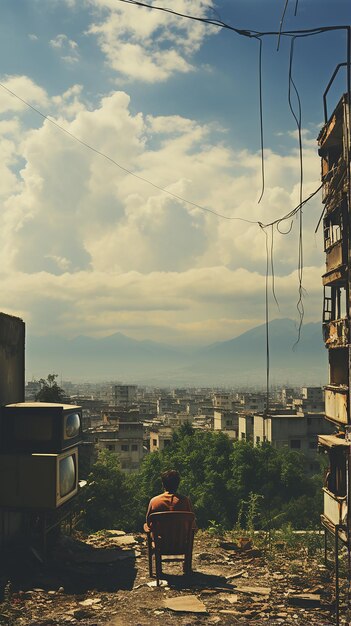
top-left (0, 403), bottom-right (82, 509)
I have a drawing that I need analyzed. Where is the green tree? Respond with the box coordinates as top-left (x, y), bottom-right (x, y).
top-left (35, 374), bottom-right (66, 402)
top-left (78, 450), bottom-right (132, 531)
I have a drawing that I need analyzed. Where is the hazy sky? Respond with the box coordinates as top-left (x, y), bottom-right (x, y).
top-left (0, 0), bottom-right (350, 345)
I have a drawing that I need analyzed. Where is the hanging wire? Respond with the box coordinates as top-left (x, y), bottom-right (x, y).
top-left (255, 36), bottom-right (265, 204)
top-left (0, 81), bottom-right (321, 232)
top-left (260, 224), bottom-right (270, 416)
top-left (294, 0), bottom-right (299, 17)
top-left (277, 0), bottom-right (290, 51)
top-left (287, 37), bottom-right (305, 347)
top-left (271, 224), bottom-right (280, 310)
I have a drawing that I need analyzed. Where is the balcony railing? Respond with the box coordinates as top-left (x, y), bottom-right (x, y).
top-left (323, 318), bottom-right (349, 348)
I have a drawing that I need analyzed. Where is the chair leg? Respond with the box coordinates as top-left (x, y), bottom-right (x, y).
top-left (146, 534), bottom-right (153, 577)
top-left (155, 551), bottom-right (162, 586)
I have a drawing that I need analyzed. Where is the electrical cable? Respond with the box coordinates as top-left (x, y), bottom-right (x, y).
top-left (271, 224), bottom-right (280, 310)
top-left (277, 0), bottom-right (290, 51)
top-left (260, 224), bottom-right (270, 415)
top-left (294, 0), bottom-right (299, 17)
top-left (115, 0), bottom-right (350, 40)
top-left (0, 81), bottom-right (321, 233)
top-left (255, 36), bottom-right (265, 204)
top-left (287, 37), bottom-right (305, 347)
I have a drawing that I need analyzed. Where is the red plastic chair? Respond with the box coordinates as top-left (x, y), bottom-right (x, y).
top-left (145, 511), bottom-right (195, 585)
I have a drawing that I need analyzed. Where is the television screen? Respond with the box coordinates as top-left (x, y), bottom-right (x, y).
top-left (65, 412), bottom-right (81, 439)
top-left (59, 454), bottom-right (76, 497)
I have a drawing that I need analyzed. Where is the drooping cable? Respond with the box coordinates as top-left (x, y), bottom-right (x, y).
top-left (115, 0), bottom-right (349, 40)
top-left (271, 224), bottom-right (280, 310)
top-left (277, 0), bottom-right (290, 51)
top-left (255, 36), bottom-right (265, 204)
top-left (288, 37), bottom-right (305, 347)
top-left (0, 81), bottom-right (321, 232)
top-left (260, 224), bottom-right (270, 416)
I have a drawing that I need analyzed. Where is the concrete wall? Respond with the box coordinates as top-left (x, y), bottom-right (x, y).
top-left (0, 313), bottom-right (25, 551)
top-left (0, 313), bottom-right (25, 406)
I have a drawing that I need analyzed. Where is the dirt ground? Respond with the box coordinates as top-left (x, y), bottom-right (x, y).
top-left (0, 529), bottom-right (343, 626)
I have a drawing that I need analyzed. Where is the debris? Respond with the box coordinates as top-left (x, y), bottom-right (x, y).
top-left (218, 593), bottom-right (238, 604)
top-left (288, 593), bottom-right (321, 608)
top-left (164, 595), bottom-right (207, 613)
top-left (236, 586), bottom-right (271, 596)
top-left (78, 598), bottom-right (102, 607)
top-left (226, 570), bottom-right (245, 581)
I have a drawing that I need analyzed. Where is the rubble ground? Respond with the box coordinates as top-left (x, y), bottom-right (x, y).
top-left (0, 529), bottom-right (341, 626)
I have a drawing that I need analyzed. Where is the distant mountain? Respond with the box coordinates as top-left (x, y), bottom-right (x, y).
top-left (26, 318), bottom-right (327, 386)
top-left (187, 318), bottom-right (326, 386)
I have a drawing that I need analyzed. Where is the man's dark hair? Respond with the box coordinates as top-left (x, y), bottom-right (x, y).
top-left (161, 469), bottom-right (180, 493)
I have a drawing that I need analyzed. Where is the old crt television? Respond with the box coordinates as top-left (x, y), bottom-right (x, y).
top-left (0, 447), bottom-right (78, 509)
top-left (0, 402), bottom-right (82, 453)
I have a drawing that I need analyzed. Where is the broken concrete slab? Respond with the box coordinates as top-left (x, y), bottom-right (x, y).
top-left (164, 595), bottom-right (207, 613)
top-left (288, 593), bottom-right (321, 608)
top-left (235, 585), bottom-right (271, 596)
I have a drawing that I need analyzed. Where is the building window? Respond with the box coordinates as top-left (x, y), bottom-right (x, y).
top-left (131, 444), bottom-right (138, 451)
top-left (241, 433), bottom-right (246, 440)
top-left (152, 439), bottom-right (157, 446)
top-left (256, 436), bottom-right (260, 444)
top-left (226, 420), bottom-right (232, 426)
top-left (121, 444), bottom-right (129, 452)
top-left (108, 444), bottom-right (115, 451)
top-left (290, 439), bottom-right (301, 449)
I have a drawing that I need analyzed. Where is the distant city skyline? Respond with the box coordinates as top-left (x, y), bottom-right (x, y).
top-left (0, 1), bottom-right (350, 345)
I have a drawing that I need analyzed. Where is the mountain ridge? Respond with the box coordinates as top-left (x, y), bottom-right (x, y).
top-left (26, 318), bottom-right (327, 385)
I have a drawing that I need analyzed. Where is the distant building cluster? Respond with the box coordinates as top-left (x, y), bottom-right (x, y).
top-left (24, 380), bottom-right (334, 474)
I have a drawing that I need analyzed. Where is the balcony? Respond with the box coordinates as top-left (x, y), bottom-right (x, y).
top-left (325, 240), bottom-right (345, 274)
top-left (323, 488), bottom-right (347, 527)
top-left (325, 385), bottom-right (348, 424)
top-left (323, 318), bottom-right (349, 348)
top-left (322, 158), bottom-right (347, 204)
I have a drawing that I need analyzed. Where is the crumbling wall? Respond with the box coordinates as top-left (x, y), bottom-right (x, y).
top-left (0, 312), bottom-right (25, 406)
top-left (0, 313), bottom-right (25, 551)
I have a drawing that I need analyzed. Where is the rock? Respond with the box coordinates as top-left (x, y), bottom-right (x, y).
top-left (79, 598), bottom-right (102, 607)
top-left (164, 595), bottom-right (207, 613)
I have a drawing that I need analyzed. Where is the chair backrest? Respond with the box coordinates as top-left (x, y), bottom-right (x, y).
top-left (148, 511), bottom-right (195, 555)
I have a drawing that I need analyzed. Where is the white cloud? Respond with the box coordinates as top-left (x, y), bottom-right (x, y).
top-left (0, 81), bottom-right (324, 343)
top-left (0, 75), bottom-right (49, 113)
top-left (28, 34), bottom-right (38, 41)
top-left (84, 0), bottom-right (216, 82)
top-left (49, 34), bottom-right (80, 63)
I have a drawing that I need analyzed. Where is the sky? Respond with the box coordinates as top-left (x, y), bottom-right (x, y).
top-left (0, 0), bottom-right (350, 347)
